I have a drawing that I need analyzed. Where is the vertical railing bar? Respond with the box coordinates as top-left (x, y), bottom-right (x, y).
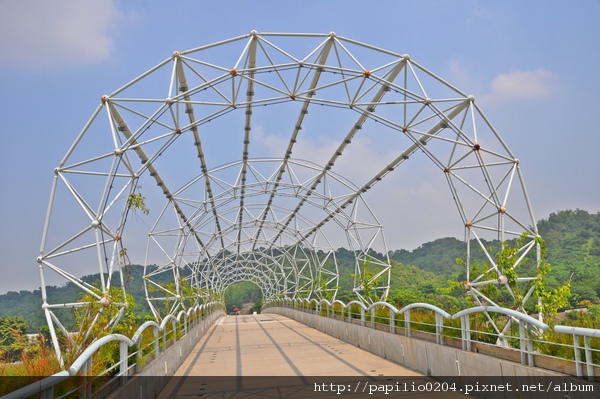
top-left (153, 325), bottom-right (159, 358)
top-left (371, 307), bottom-right (375, 329)
top-left (573, 334), bottom-right (583, 378)
top-left (519, 320), bottom-right (526, 365)
top-left (584, 335), bottom-right (593, 381)
top-left (527, 324), bottom-right (534, 367)
top-left (436, 313), bottom-right (443, 345)
top-left (119, 340), bottom-right (128, 385)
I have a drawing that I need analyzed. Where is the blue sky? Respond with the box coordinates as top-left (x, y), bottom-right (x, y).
top-left (0, 1), bottom-right (599, 294)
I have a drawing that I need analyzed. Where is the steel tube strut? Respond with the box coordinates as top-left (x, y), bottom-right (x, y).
top-left (251, 36), bottom-right (335, 250)
top-left (175, 54), bottom-right (226, 250)
top-left (236, 35), bottom-right (258, 254)
top-left (105, 101), bottom-right (208, 251)
top-left (299, 99), bottom-right (470, 243)
top-left (269, 58), bottom-right (407, 247)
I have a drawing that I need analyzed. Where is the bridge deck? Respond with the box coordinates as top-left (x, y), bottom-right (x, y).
top-left (157, 313), bottom-right (465, 398)
top-left (178, 313), bottom-right (422, 377)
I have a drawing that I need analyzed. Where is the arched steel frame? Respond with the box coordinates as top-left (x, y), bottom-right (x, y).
top-left (37, 31), bottom-right (541, 361)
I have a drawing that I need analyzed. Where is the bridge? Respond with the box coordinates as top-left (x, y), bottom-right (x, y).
top-left (5, 300), bottom-right (599, 398)
top-left (6, 32), bottom-right (599, 397)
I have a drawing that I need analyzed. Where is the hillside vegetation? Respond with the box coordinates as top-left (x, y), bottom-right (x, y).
top-left (1, 209), bottom-right (598, 334)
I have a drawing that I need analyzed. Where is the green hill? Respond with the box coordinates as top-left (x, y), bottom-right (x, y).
top-left (2, 209), bottom-right (598, 333)
top-left (385, 209), bottom-right (600, 308)
top-left (537, 209), bottom-right (600, 303)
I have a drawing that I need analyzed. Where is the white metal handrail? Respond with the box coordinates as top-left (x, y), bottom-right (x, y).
top-left (554, 325), bottom-right (600, 381)
top-left (3, 301), bottom-right (223, 399)
top-left (266, 298), bottom-right (600, 380)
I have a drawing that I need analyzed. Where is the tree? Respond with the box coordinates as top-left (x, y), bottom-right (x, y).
top-left (351, 260), bottom-right (382, 304)
top-left (443, 233), bottom-right (572, 346)
top-left (0, 316), bottom-right (29, 362)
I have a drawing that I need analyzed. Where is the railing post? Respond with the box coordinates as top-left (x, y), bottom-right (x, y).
top-left (518, 320), bottom-right (527, 365)
top-left (360, 306), bottom-right (365, 327)
top-left (436, 313), bottom-right (444, 345)
top-left (371, 307), bottom-right (375, 329)
top-left (163, 324), bottom-right (168, 351)
top-left (136, 338), bottom-right (143, 373)
top-left (573, 334), bottom-right (583, 378)
top-left (153, 325), bottom-right (159, 357)
top-left (172, 319), bottom-right (177, 343)
top-left (43, 386), bottom-right (55, 399)
top-left (79, 357), bottom-right (91, 399)
top-left (460, 314), bottom-right (470, 351)
top-left (404, 311), bottom-right (411, 338)
top-left (584, 335), bottom-right (594, 381)
top-left (79, 361), bottom-right (87, 399)
top-left (390, 312), bottom-right (395, 334)
top-left (527, 324), bottom-right (534, 367)
top-left (119, 340), bottom-right (128, 385)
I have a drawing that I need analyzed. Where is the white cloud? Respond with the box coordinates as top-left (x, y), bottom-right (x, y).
top-left (482, 68), bottom-right (557, 103)
top-left (0, 0), bottom-right (121, 70)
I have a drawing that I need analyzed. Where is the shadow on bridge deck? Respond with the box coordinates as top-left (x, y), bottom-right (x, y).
top-left (157, 314), bottom-right (465, 398)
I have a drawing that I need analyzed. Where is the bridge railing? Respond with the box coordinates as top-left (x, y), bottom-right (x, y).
top-left (554, 325), bottom-right (600, 381)
top-left (265, 298), bottom-right (600, 381)
top-left (4, 301), bottom-right (223, 399)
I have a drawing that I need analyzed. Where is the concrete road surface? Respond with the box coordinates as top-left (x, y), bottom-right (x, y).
top-left (157, 313), bottom-right (467, 398)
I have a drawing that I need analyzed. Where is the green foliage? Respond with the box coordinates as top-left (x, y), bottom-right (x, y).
top-left (538, 305), bottom-right (600, 361)
top-left (1, 209), bottom-right (597, 365)
top-left (449, 232), bottom-right (571, 318)
top-left (74, 285), bottom-right (140, 348)
top-left (0, 317), bottom-right (29, 362)
top-left (147, 274), bottom-right (199, 318)
top-left (350, 260), bottom-right (381, 303)
top-left (312, 275), bottom-right (337, 301)
top-left (537, 209), bottom-right (600, 305)
top-left (0, 330), bottom-right (63, 392)
top-left (249, 299), bottom-right (263, 314)
top-left (0, 290), bottom-right (45, 335)
top-left (389, 237), bottom-right (483, 275)
top-left (224, 282), bottom-right (262, 314)
top-left (126, 185), bottom-right (150, 216)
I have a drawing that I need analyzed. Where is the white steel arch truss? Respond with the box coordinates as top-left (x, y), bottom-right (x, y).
top-left (143, 157), bottom-right (389, 321)
top-left (38, 31), bottom-right (541, 360)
